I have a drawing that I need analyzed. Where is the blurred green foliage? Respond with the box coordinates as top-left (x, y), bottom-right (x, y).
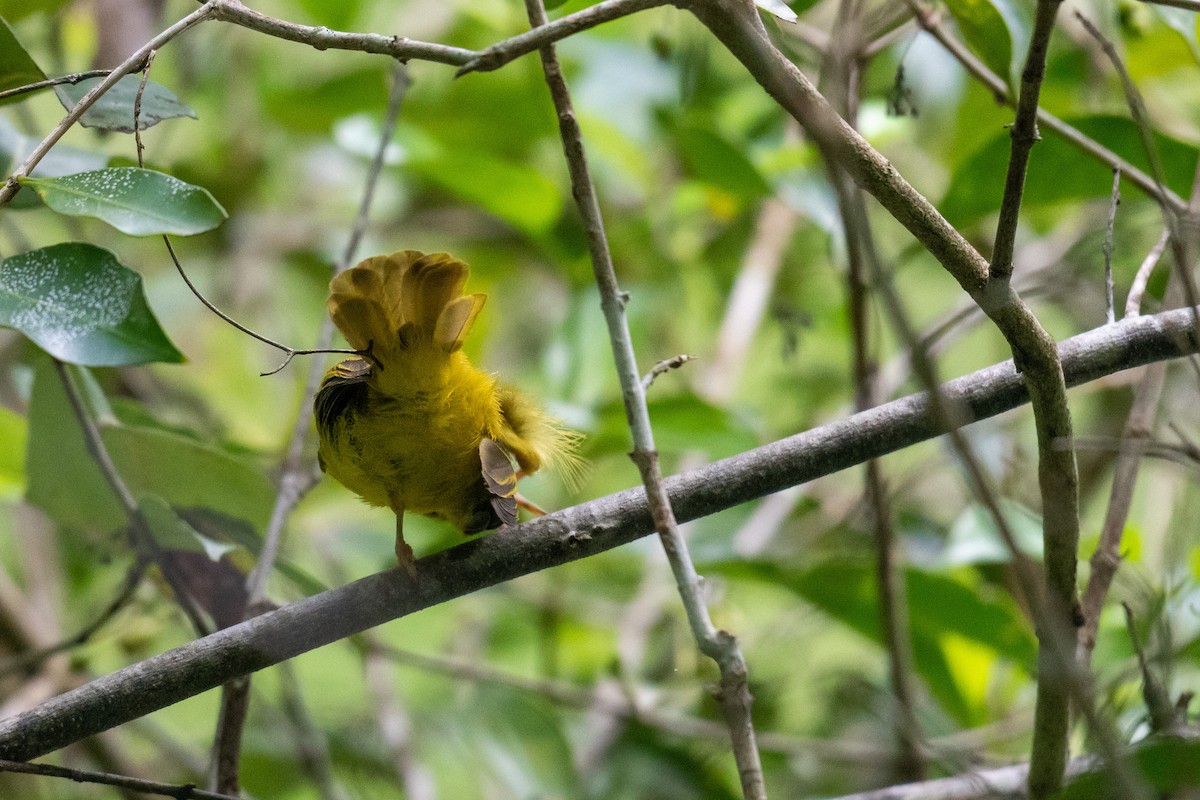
top-left (0, 0), bottom-right (1198, 798)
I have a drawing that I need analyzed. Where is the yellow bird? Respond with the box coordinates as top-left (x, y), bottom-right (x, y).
top-left (314, 250), bottom-right (580, 568)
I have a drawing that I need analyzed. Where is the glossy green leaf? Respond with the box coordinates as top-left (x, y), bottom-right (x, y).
top-left (942, 115), bottom-right (1200, 224)
top-left (410, 152), bottom-right (562, 236)
top-left (25, 361), bottom-right (275, 535)
top-left (0, 15), bottom-right (45, 105)
top-left (54, 75), bottom-right (196, 132)
top-left (0, 244), bottom-right (184, 366)
top-left (943, 0), bottom-right (1016, 87)
top-left (20, 168), bottom-right (227, 236)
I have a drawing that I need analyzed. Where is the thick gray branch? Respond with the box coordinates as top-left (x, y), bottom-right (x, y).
top-left (0, 308), bottom-right (1196, 761)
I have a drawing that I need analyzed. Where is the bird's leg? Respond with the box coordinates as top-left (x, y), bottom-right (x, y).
top-left (515, 494), bottom-right (547, 516)
top-left (392, 506), bottom-right (417, 577)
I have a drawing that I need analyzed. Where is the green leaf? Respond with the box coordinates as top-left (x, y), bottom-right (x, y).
top-left (942, 114), bottom-right (1200, 224)
top-left (0, 243), bottom-right (184, 366)
top-left (409, 151), bottom-right (562, 237)
top-left (54, 74), bottom-right (196, 132)
top-left (674, 124), bottom-right (772, 202)
top-left (943, 0), bottom-right (1019, 87)
top-left (715, 559), bottom-right (1036, 724)
top-left (20, 168), bottom-right (227, 236)
top-left (0, 16), bottom-right (46, 105)
top-left (25, 361), bottom-right (275, 535)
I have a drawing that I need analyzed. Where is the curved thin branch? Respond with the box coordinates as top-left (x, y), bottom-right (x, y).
top-left (0, 306), bottom-right (1195, 763)
top-left (0, 69), bottom-right (111, 103)
top-left (0, 759), bottom-right (236, 800)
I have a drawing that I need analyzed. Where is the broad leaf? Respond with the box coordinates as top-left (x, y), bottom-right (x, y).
top-left (0, 16), bottom-right (45, 105)
top-left (20, 168), bottom-right (227, 236)
top-left (25, 361), bottom-right (275, 535)
top-left (943, 114), bottom-right (1200, 224)
top-left (54, 74), bottom-right (196, 132)
top-left (0, 243), bottom-right (184, 366)
top-left (410, 151), bottom-right (562, 236)
top-left (715, 559), bottom-right (1037, 724)
top-left (943, 0), bottom-right (1020, 88)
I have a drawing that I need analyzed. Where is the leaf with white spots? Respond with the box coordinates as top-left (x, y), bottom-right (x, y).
top-left (54, 74), bottom-right (196, 132)
top-left (20, 167), bottom-right (227, 236)
top-left (0, 243), bottom-right (184, 366)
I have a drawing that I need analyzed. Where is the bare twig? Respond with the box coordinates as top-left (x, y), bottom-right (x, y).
top-left (1121, 603), bottom-right (1179, 734)
top-left (1125, 230), bottom-right (1171, 318)
top-left (133, 50), bottom-right (156, 167)
top-left (0, 758), bottom-right (237, 800)
top-left (1077, 364), bottom-right (1167, 662)
top-left (990, 0), bottom-right (1063, 288)
top-left (0, 305), bottom-right (1197, 763)
top-left (0, 69), bottom-right (111, 102)
top-left (641, 354), bottom-right (693, 390)
top-left (1104, 169), bottom-right (1121, 325)
top-left (1076, 11), bottom-right (1200, 332)
top-left (161, 237), bottom-right (363, 376)
top-left (524, 1), bottom-right (765, 795)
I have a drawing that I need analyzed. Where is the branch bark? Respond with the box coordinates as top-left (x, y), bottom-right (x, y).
top-left (0, 307), bottom-right (1195, 762)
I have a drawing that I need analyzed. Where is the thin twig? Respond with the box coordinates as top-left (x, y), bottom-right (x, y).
top-left (1075, 11), bottom-right (1200, 333)
top-left (160, 237), bottom-right (363, 376)
top-left (133, 50), bottom-right (156, 167)
top-left (989, 0), bottom-right (1063, 287)
top-left (524, 1), bottom-right (765, 796)
top-left (0, 2), bottom-right (217, 207)
top-left (1104, 169), bottom-right (1121, 325)
top-left (1125, 230), bottom-right (1171, 318)
top-left (641, 354), bottom-right (693, 390)
top-left (0, 759), bottom-right (236, 800)
top-left (1121, 603), bottom-right (1179, 734)
top-left (0, 69), bottom-right (111, 102)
